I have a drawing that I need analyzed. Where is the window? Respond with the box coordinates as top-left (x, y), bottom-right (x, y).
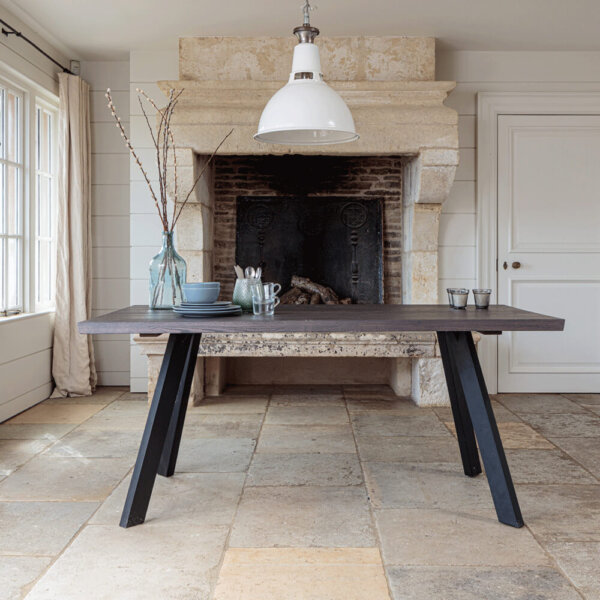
top-left (0, 71), bottom-right (58, 316)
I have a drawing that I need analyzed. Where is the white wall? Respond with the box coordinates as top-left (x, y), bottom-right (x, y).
top-left (129, 50), bottom-right (179, 392)
top-left (0, 7), bottom-right (65, 419)
top-left (437, 50), bottom-right (600, 301)
top-left (80, 60), bottom-right (131, 385)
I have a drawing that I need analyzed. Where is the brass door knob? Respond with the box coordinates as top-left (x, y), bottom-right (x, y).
top-left (512, 261), bottom-right (521, 269)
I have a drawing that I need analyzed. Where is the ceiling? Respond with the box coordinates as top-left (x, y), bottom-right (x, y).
top-left (3, 0), bottom-right (600, 60)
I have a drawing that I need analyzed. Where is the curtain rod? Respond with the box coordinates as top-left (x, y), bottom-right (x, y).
top-left (0, 18), bottom-right (73, 75)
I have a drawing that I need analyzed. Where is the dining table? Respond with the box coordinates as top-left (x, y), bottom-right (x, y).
top-left (79, 304), bottom-right (564, 529)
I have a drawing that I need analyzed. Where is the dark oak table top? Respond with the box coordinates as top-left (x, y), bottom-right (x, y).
top-left (78, 304), bottom-right (565, 335)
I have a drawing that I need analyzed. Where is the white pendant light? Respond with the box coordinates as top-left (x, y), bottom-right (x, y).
top-left (254, 1), bottom-right (359, 145)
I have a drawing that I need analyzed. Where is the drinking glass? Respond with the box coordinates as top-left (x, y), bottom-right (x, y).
top-left (446, 288), bottom-right (469, 309)
top-left (472, 289), bottom-right (492, 309)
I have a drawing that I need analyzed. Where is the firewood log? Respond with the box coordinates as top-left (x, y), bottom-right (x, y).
top-left (290, 275), bottom-right (339, 304)
top-left (295, 292), bottom-right (312, 304)
top-left (310, 293), bottom-right (321, 304)
top-left (280, 287), bottom-right (302, 304)
top-left (339, 297), bottom-right (352, 304)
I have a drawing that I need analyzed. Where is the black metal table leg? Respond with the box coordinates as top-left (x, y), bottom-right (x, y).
top-left (437, 332), bottom-right (482, 477)
top-left (158, 333), bottom-right (201, 477)
top-left (444, 331), bottom-right (523, 528)
top-left (119, 333), bottom-right (196, 528)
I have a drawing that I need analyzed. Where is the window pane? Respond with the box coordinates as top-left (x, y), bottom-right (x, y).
top-left (7, 237), bottom-right (20, 308)
top-left (37, 239), bottom-right (51, 304)
top-left (0, 239), bottom-right (4, 312)
top-left (6, 92), bottom-right (19, 163)
top-left (0, 164), bottom-right (4, 234)
top-left (0, 89), bottom-right (4, 161)
top-left (6, 165), bottom-right (20, 234)
top-left (37, 174), bottom-right (51, 237)
top-left (40, 110), bottom-right (51, 173)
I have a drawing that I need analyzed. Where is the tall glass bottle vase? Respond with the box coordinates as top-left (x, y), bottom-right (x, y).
top-left (149, 232), bottom-right (187, 309)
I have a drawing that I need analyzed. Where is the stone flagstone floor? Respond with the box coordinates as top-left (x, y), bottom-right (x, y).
top-left (1, 385), bottom-right (599, 599)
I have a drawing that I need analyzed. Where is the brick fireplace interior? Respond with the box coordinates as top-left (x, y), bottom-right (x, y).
top-left (213, 155), bottom-right (402, 304)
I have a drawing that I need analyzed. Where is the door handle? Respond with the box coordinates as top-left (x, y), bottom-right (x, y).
top-left (502, 261), bottom-right (521, 270)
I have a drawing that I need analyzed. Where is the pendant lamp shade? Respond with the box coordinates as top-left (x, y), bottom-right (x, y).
top-left (254, 12), bottom-right (358, 145)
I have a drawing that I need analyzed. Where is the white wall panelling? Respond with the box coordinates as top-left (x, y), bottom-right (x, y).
top-left (0, 313), bottom-right (54, 421)
top-left (81, 60), bottom-right (131, 386)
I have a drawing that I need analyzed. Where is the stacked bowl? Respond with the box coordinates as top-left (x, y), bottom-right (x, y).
top-left (182, 282), bottom-right (221, 304)
top-left (174, 282), bottom-right (242, 317)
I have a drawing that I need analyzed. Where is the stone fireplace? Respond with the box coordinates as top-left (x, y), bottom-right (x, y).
top-left (135, 35), bottom-right (459, 405)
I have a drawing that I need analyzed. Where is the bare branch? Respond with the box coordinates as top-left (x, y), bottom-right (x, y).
top-left (105, 89), bottom-right (166, 230)
top-left (171, 128), bottom-right (234, 230)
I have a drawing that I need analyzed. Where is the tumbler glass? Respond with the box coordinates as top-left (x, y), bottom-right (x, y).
top-left (472, 289), bottom-right (492, 309)
top-left (447, 288), bottom-right (469, 309)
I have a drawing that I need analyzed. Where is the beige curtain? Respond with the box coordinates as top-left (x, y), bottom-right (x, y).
top-left (51, 74), bottom-right (96, 397)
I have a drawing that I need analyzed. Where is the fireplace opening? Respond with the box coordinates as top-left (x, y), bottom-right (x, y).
top-left (213, 154), bottom-right (403, 304)
top-left (235, 196), bottom-right (383, 303)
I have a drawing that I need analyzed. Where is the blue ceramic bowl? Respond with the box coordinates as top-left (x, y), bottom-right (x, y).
top-left (182, 283), bottom-right (220, 304)
top-left (183, 282), bottom-right (220, 287)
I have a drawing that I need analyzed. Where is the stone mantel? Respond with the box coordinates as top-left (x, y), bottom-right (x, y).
top-left (157, 79), bottom-right (458, 160)
top-left (135, 36), bottom-right (461, 406)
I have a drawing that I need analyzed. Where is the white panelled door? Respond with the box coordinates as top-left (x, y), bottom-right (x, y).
top-left (497, 114), bottom-right (600, 392)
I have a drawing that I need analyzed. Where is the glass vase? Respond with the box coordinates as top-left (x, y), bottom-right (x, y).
top-left (149, 232), bottom-right (187, 309)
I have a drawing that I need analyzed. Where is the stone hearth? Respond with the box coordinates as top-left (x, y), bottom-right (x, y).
top-left (134, 35), bottom-right (459, 406)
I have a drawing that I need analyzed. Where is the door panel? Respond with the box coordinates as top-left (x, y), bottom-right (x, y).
top-left (498, 115), bottom-right (600, 392)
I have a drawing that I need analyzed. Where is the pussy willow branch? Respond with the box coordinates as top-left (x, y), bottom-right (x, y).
top-left (171, 128), bottom-right (234, 230)
top-left (105, 88), bottom-right (166, 230)
top-left (108, 87), bottom-right (232, 233)
top-left (137, 88), bottom-right (182, 224)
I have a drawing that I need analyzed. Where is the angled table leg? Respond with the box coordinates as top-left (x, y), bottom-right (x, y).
top-left (444, 331), bottom-right (523, 528)
top-left (437, 332), bottom-right (482, 477)
top-left (158, 333), bottom-right (201, 477)
top-left (120, 333), bottom-right (196, 528)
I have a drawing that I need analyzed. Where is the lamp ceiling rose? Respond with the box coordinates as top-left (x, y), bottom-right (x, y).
top-left (253, 0), bottom-right (359, 146)
top-left (294, 0), bottom-right (319, 44)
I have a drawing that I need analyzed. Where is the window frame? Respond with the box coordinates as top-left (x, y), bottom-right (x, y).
top-left (0, 65), bottom-right (58, 318)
